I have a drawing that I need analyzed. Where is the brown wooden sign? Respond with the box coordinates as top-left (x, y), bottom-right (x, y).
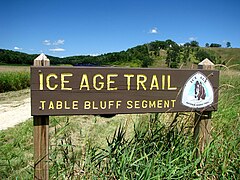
top-left (31, 66), bottom-right (219, 116)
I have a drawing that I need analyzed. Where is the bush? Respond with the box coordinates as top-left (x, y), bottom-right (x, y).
top-left (0, 71), bottom-right (30, 93)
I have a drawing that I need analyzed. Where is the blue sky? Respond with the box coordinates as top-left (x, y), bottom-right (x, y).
top-left (1, 0), bottom-right (240, 57)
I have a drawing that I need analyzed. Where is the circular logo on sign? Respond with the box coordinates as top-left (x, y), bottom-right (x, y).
top-left (182, 72), bottom-right (214, 109)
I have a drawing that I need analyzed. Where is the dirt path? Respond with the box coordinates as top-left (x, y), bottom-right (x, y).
top-left (0, 89), bottom-right (31, 130)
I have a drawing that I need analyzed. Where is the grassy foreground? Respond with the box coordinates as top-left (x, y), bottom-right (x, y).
top-left (0, 70), bottom-right (239, 179)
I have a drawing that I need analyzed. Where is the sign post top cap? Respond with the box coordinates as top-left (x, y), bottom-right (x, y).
top-left (35, 53), bottom-right (50, 61)
top-left (199, 58), bottom-right (214, 66)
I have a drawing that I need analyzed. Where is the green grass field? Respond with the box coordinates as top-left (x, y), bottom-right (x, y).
top-left (0, 68), bottom-right (239, 179)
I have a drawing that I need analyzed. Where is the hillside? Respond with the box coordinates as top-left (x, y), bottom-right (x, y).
top-left (1, 40), bottom-right (240, 69)
top-left (204, 48), bottom-right (240, 69)
top-left (0, 49), bottom-right (60, 66)
top-left (0, 45), bottom-right (153, 68)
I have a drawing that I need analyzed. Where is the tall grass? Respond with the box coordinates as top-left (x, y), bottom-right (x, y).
top-left (0, 71), bottom-right (30, 92)
top-left (82, 117), bottom-right (199, 179)
top-left (0, 119), bottom-right (33, 178)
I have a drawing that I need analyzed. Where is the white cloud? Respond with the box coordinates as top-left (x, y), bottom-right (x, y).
top-left (189, 37), bottom-right (197, 41)
top-left (149, 27), bottom-right (158, 34)
top-left (14, 46), bottom-right (22, 50)
top-left (53, 39), bottom-right (65, 45)
top-left (43, 39), bottom-right (65, 52)
top-left (43, 40), bottom-right (51, 46)
top-left (49, 48), bottom-right (65, 52)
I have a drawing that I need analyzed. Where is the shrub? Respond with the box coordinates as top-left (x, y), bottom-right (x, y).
top-left (0, 71), bottom-right (30, 93)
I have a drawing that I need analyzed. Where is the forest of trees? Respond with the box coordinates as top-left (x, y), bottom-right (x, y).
top-left (0, 45), bottom-right (153, 67)
top-left (0, 39), bottom-right (221, 68)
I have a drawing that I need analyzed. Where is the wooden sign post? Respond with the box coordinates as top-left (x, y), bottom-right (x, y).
top-left (33, 53), bottom-right (50, 180)
top-left (194, 58), bottom-right (215, 155)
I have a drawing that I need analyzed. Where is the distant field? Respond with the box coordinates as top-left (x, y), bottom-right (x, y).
top-left (0, 65), bottom-right (30, 72)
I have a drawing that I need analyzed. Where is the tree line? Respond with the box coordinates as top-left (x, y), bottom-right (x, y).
top-left (0, 45), bottom-right (153, 67)
top-left (0, 39), bottom-right (223, 68)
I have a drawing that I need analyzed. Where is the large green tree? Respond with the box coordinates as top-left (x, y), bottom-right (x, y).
top-left (190, 40), bottom-right (199, 47)
top-left (166, 45), bottom-right (180, 68)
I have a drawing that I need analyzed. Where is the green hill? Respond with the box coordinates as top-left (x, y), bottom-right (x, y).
top-left (0, 49), bottom-right (60, 66)
top-left (0, 40), bottom-right (240, 70)
top-left (0, 45), bottom-right (153, 68)
top-left (204, 48), bottom-right (240, 70)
